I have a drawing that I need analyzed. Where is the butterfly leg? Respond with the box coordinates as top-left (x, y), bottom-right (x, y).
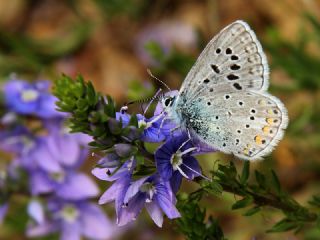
top-left (157, 113), bottom-right (167, 137)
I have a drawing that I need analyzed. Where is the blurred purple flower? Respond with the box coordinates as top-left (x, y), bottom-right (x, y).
top-left (0, 126), bottom-right (35, 155)
top-left (19, 132), bottom-right (89, 173)
top-left (27, 200), bottom-right (114, 240)
top-left (155, 133), bottom-right (201, 193)
top-left (28, 199), bottom-right (45, 224)
top-left (3, 79), bottom-right (64, 119)
top-left (0, 203), bottom-right (8, 224)
top-left (135, 21), bottom-right (197, 66)
top-left (14, 130), bottom-right (98, 200)
top-left (30, 170), bottom-right (99, 200)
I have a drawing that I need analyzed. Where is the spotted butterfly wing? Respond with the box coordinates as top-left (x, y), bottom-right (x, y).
top-left (179, 20), bottom-right (269, 100)
top-left (175, 20), bottom-right (288, 160)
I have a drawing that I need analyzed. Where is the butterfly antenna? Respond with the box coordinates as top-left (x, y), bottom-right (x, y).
top-left (121, 88), bottom-right (164, 113)
top-left (147, 69), bottom-right (171, 92)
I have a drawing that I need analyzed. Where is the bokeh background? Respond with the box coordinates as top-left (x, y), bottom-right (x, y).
top-left (0, 0), bottom-right (320, 239)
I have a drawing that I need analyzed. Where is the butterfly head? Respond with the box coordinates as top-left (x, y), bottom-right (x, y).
top-left (162, 96), bottom-right (175, 107)
top-left (160, 90), bottom-right (179, 112)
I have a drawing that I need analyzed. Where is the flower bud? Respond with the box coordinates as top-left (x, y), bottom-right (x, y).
top-left (97, 153), bottom-right (120, 168)
top-left (123, 126), bottom-right (142, 141)
top-left (114, 143), bottom-right (137, 157)
top-left (108, 118), bottom-right (122, 135)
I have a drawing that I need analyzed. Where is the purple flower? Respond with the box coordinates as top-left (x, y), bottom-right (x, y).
top-left (0, 126), bottom-right (35, 155)
top-left (3, 79), bottom-right (64, 119)
top-left (18, 131), bottom-right (98, 200)
top-left (92, 159), bottom-right (135, 224)
top-left (135, 21), bottom-right (197, 66)
top-left (27, 199), bottom-right (115, 240)
top-left (94, 158), bottom-right (180, 227)
top-left (27, 199), bottom-right (45, 224)
top-left (119, 175), bottom-right (180, 227)
top-left (19, 131), bottom-right (89, 173)
top-left (137, 114), bottom-right (171, 142)
top-left (116, 112), bottom-right (131, 127)
top-left (155, 133), bottom-right (201, 193)
top-left (30, 170), bottom-right (99, 200)
top-left (0, 203), bottom-right (8, 224)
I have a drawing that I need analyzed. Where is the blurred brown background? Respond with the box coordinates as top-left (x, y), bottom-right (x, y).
top-left (1, 0), bottom-right (320, 239)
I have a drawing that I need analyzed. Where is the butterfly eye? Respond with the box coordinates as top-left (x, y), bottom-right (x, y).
top-left (164, 98), bottom-right (172, 107)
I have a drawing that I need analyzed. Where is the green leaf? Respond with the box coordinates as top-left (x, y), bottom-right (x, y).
top-left (129, 114), bottom-right (139, 127)
top-left (267, 218), bottom-right (300, 233)
top-left (232, 196), bottom-right (254, 210)
top-left (270, 169), bottom-right (281, 194)
top-left (255, 170), bottom-right (266, 189)
top-left (240, 161), bottom-right (250, 184)
top-left (243, 206), bottom-right (260, 216)
top-left (176, 192), bottom-right (226, 240)
top-left (200, 180), bottom-right (223, 196)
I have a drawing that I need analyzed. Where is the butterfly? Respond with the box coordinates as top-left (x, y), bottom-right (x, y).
top-left (160, 20), bottom-right (288, 161)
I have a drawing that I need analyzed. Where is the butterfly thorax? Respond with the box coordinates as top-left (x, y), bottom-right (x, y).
top-left (164, 94), bottom-right (210, 138)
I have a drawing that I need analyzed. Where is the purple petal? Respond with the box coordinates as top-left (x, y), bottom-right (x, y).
top-left (145, 201), bottom-right (164, 227)
top-left (33, 141), bottom-right (62, 173)
top-left (35, 80), bottom-right (50, 90)
top-left (98, 182), bottom-right (120, 204)
top-left (170, 171), bottom-right (183, 193)
top-left (61, 222), bottom-right (81, 240)
top-left (47, 134), bottom-right (81, 167)
top-left (155, 184), bottom-right (180, 219)
top-left (80, 203), bottom-right (114, 239)
top-left (155, 144), bottom-right (174, 180)
top-left (92, 168), bottom-right (113, 181)
top-left (73, 133), bottom-right (92, 146)
top-left (27, 200), bottom-right (44, 224)
top-left (38, 94), bottom-right (63, 118)
top-left (181, 156), bottom-right (201, 179)
top-left (27, 221), bottom-right (56, 237)
top-left (0, 203), bottom-right (8, 224)
top-left (142, 125), bottom-right (165, 142)
top-left (123, 176), bottom-right (149, 204)
top-left (30, 171), bottom-right (54, 195)
top-left (117, 194), bottom-right (145, 226)
top-left (0, 126), bottom-right (33, 154)
top-left (116, 112), bottom-right (131, 127)
top-left (57, 173), bottom-right (99, 200)
top-left (4, 80), bottom-right (37, 114)
top-left (92, 165), bottom-right (128, 182)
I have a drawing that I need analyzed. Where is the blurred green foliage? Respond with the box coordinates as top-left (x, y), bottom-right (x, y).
top-left (266, 14), bottom-right (320, 91)
top-left (93, 0), bottom-right (151, 19)
top-left (0, 22), bottom-right (91, 77)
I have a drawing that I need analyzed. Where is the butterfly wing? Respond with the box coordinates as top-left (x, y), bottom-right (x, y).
top-left (183, 91), bottom-right (288, 160)
top-left (179, 20), bottom-right (269, 102)
top-left (173, 20), bottom-right (288, 160)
